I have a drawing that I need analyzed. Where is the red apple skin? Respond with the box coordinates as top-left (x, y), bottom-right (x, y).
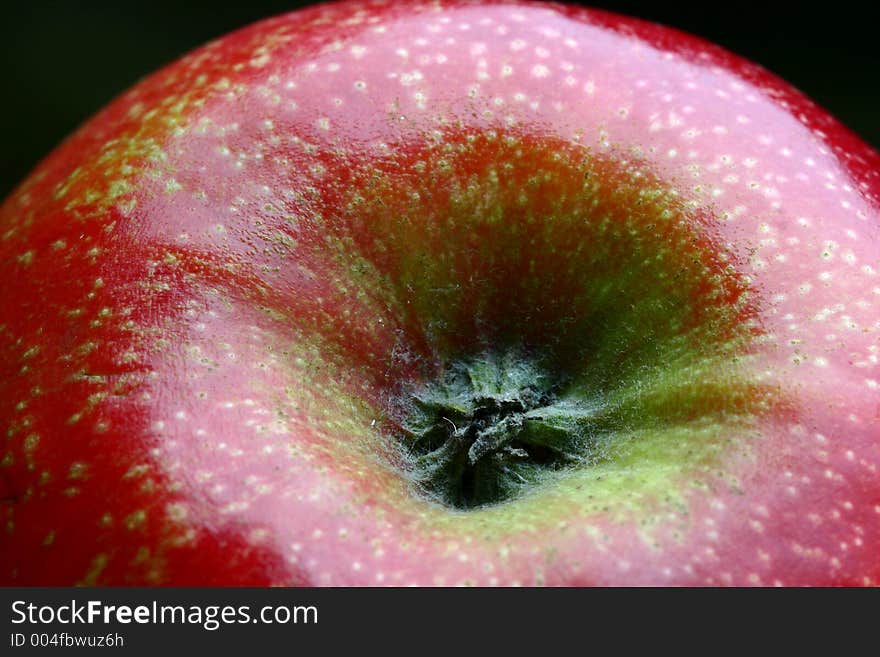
top-left (1, 0), bottom-right (878, 586)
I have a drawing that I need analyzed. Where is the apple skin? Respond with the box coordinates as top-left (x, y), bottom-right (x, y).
top-left (1, 0), bottom-right (878, 586)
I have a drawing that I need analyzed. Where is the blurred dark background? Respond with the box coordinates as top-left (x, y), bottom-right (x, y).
top-left (2, 1), bottom-right (878, 199)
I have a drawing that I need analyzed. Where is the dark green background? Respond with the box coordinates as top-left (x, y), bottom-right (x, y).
top-left (2, 1), bottom-right (877, 199)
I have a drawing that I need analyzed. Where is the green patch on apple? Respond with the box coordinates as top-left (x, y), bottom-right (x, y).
top-left (304, 131), bottom-right (776, 513)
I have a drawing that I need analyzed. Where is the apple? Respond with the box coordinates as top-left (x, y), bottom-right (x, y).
top-left (1, 0), bottom-right (878, 587)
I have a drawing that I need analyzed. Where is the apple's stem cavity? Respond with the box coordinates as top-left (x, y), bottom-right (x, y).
top-left (337, 132), bottom-right (771, 512)
top-left (401, 350), bottom-right (604, 509)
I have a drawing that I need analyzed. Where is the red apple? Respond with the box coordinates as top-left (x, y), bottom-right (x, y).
top-left (1, 0), bottom-right (878, 586)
